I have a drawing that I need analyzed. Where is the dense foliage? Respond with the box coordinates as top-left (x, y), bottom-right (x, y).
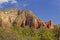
top-left (0, 25), bottom-right (59, 40)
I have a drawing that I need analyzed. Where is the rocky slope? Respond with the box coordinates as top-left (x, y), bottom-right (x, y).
top-left (0, 8), bottom-right (55, 29)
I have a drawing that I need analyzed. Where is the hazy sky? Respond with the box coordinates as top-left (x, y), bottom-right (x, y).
top-left (0, 0), bottom-right (60, 24)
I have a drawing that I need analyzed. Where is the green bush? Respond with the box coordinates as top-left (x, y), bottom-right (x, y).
top-left (0, 25), bottom-right (59, 40)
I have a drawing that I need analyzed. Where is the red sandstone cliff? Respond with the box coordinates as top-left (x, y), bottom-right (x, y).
top-left (0, 8), bottom-right (55, 29)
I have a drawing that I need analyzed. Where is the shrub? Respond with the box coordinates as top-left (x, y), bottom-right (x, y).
top-left (0, 25), bottom-right (59, 40)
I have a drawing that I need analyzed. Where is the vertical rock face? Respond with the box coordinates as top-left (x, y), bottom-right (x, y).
top-left (0, 8), bottom-right (55, 29)
top-left (0, 8), bottom-right (18, 29)
top-left (47, 20), bottom-right (54, 29)
top-left (0, 11), bottom-right (10, 29)
top-left (32, 18), bottom-right (39, 29)
top-left (15, 11), bottom-right (26, 27)
top-left (38, 20), bottom-right (47, 27)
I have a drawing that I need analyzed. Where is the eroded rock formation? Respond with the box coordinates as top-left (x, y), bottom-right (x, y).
top-left (0, 8), bottom-right (55, 29)
top-left (47, 20), bottom-right (54, 29)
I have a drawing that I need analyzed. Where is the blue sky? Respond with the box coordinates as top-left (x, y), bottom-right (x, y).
top-left (0, 0), bottom-right (60, 24)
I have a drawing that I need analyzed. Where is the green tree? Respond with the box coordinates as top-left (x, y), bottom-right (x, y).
top-left (37, 26), bottom-right (54, 40)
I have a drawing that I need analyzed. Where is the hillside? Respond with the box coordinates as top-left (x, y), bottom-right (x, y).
top-left (0, 8), bottom-right (55, 29)
top-left (0, 8), bottom-right (59, 40)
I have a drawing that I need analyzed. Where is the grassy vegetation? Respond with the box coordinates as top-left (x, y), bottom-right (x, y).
top-left (0, 25), bottom-right (59, 40)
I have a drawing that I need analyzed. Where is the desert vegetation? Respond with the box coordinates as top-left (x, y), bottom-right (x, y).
top-left (0, 25), bottom-right (59, 40)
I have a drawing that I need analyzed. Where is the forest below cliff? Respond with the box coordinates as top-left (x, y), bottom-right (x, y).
top-left (0, 25), bottom-right (59, 40)
top-left (0, 8), bottom-right (59, 40)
